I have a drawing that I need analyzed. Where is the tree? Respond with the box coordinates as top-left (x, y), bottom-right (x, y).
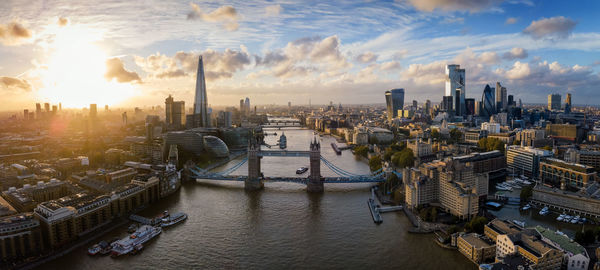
top-left (383, 147), bottom-right (395, 161)
top-left (478, 137), bottom-right (505, 152)
top-left (448, 128), bottom-right (463, 144)
top-left (391, 148), bottom-right (414, 168)
top-left (369, 156), bottom-right (382, 172)
top-left (520, 186), bottom-right (533, 201)
top-left (575, 231), bottom-right (585, 244)
top-left (465, 216), bottom-right (488, 234)
top-left (354, 145), bottom-right (369, 158)
top-left (431, 129), bottom-right (441, 141)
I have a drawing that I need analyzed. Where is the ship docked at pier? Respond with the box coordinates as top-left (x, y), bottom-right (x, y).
top-left (111, 225), bottom-right (162, 257)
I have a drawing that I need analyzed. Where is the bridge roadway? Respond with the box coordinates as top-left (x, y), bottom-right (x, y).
top-left (261, 125), bottom-right (303, 128)
top-left (194, 175), bottom-right (384, 183)
top-left (258, 150), bottom-right (310, 157)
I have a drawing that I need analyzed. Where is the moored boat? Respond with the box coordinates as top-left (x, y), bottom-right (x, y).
top-left (296, 166), bottom-right (308, 174)
top-left (111, 225), bottom-right (161, 257)
top-left (161, 211), bottom-right (188, 227)
top-left (88, 244), bottom-right (101, 256)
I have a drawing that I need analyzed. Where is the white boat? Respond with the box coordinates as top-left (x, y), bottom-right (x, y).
top-left (111, 225), bottom-right (161, 257)
top-left (571, 216), bottom-right (580, 224)
top-left (556, 214), bottom-right (565, 221)
top-left (88, 244), bottom-right (101, 256)
top-left (521, 204), bottom-right (531, 211)
top-left (279, 132), bottom-right (287, 149)
top-left (563, 215), bottom-right (572, 222)
top-left (580, 218), bottom-right (587, 224)
top-left (160, 211), bottom-right (188, 227)
top-left (513, 220), bottom-right (526, 228)
top-left (539, 206), bottom-right (549, 215)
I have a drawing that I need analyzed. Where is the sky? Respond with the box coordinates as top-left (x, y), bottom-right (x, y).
top-left (0, 0), bottom-right (599, 111)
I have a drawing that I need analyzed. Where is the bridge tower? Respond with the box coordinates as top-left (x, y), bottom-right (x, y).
top-left (307, 137), bottom-right (324, 192)
top-left (246, 136), bottom-right (263, 190)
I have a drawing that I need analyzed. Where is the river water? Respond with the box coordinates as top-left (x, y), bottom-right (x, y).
top-left (42, 128), bottom-right (475, 269)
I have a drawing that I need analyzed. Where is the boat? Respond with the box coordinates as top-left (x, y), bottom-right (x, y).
top-left (160, 211), bottom-right (188, 227)
top-left (556, 214), bottom-right (565, 221)
top-left (296, 166), bottom-right (308, 174)
top-left (539, 206), bottom-right (549, 216)
top-left (571, 215), bottom-right (580, 224)
top-left (513, 220), bottom-right (526, 228)
top-left (521, 204), bottom-right (531, 211)
top-left (580, 218), bottom-right (587, 224)
top-left (88, 244), bottom-right (102, 256)
top-left (563, 215), bottom-right (572, 222)
top-left (279, 132), bottom-right (287, 149)
top-left (331, 143), bottom-right (342, 155)
top-left (128, 224), bottom-right (138, 233)
top-left (495, 184), bottom-right (513, 191)
top-left (99, 241), bottom-right (112, 255)
top-left (111, 225), bottom-right (161, 257)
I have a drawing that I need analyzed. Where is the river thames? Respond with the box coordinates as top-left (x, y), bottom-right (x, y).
top-left (41, 128), bottom-right (475, 269)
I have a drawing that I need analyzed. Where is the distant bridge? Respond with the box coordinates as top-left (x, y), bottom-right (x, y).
top-left (187, 138), bottom-right (389, 192)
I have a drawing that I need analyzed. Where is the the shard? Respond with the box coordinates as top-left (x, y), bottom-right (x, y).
top-left (193, 55), bottom-right (209, 127)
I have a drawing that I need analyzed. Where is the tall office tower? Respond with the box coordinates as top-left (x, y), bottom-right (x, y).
top-left (89, 104), bottom-right (97, 118)
top-left (193, 56), bottom-right (209, 127)
top-left (288, 101), bottom-right (291, 110)
top-left (518, 99), bottom-right (522, 108)
top-left (481, 84), bottom-right (495, 117)
top-left (507, 95), bottom-right (514, 107)
top-left (565, 93), bottom-right (572, 107)
top-left (44, 103), bottom-right (50, 112)
top-left (239, 99), bottom-right (245, 116)
top-left (412, 100), bottom-right (418, 109)
top-left (495, 82), bottom-right (507, 111)
top-left (442, 96), bottom-right (454, 113)
top-left (445, 64), bottom-right (466, 116)
top-left (244, 97), bottom-right (250, 115)
top-left (425, 100), bottom-right (431, 113)
top-left (52, 105), bottom-right (57, 115)
top-left (35, 103), bottom-right (41, 119)
top-left (122, 112), bottom-right (128, 126)
top-left (475, 101), bottom-right (482, 116)
top-left (172, 101), bottom-right (185, 129)
top-left (384, 88), bottom-right (405, 120)
top-left (165, 95), bottom-right (174, 125)
top-left (59, 102), bottom-right (62, 111)
top-left (24, 109), bottom-right (29, 120)
top-left (465, 98), bottom-right (475, 116)
top-left (104, 105), bottom-right (109, 111)
top-left (548, 94), bottom-right (561, 110)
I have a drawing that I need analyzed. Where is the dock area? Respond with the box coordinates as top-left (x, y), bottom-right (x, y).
top-left (367, 199), bottom-right (383, 224)
top-left (378, 205), bottom-right (403, 213)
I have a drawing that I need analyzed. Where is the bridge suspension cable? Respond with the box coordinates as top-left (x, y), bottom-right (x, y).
top-left (320, 156), bottom-right (384, 179)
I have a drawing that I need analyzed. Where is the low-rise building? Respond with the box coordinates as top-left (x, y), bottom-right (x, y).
top-left (496, 230), bottom-right (563, 270)
top-left (457, 233), bottom-right (495, 264)
top-left (540, 158), bottom-right (596, 189)
top-left (535, 226), bottom-right (589, 270)
top-left (532, 182), bottom-right (600, 217)
top-left (2, 179), bottom-right (71, 212)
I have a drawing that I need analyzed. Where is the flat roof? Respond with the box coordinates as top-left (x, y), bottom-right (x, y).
top-left (535, 226), bottom-right (586, 256)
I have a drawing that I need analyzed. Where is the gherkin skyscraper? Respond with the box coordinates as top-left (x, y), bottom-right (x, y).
top-left (193, 55), bottom-right (209, 127)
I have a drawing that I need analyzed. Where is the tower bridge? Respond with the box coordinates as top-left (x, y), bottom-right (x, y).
top-left (187, 138), bottom-right (388, 192)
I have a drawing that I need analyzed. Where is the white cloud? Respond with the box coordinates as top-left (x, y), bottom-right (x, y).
top-left (505, 17), bottom-right (517, 24)
top-left (187, 3), bottom-right (239, 31)
top-left (355, 52), bottom-right (378, 63)
top-left (502, 47), bottom-right (528, 60)
top-left (405, 0), bottom-right (503, 13)
top-left (0, 21), bottom-right (33, 46)
top-left (523, 16), bottom-right (577, 40)
top-left (265, 4), bottom-right (283, 16)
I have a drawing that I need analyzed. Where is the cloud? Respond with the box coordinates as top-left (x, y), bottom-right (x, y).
top-left (187, 3), bottom-right (239, 31)
top-left (0, 76), bottom-right (31, 91)
top-left (406, 0), bottom-right (502, 13)
top-left (505, 17), bottom-right (517, 24)
top-left (443, 17), bottom-right (465, 24)
top-left (380, 61), bottom-right (402, 71)
top-left (135, 48), bottom-right (252, 81)
top-left (105, 58), bottom-right (142, 83)
top-left (355, 52), bottom-right (378, 63)
top-left (57, 17), bottom-right (69, 27)
top-left (523, 16), bottom-right (577, 40)
top-left (0, 21), bottom-right (33, 46)
top-left (502, 47), bottom-right (528, 60)
top-left (265, 4), bottom-right (283, 16)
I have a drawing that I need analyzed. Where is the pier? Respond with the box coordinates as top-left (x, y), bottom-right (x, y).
top-left (129, 214), bottom-right (161, 226)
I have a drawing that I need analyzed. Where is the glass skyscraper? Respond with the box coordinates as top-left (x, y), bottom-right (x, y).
top-left (385, 88), bottom-right (404, 120)
top-left (445, 65), bottom-right (465, 116)
top-left (193, 56), bottom-right (209, 127)
top-left (481, 84), bottom-right (495, 117)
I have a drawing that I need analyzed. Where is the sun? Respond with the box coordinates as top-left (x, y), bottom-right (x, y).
top-left (36, 24), bottom-right (137, 108)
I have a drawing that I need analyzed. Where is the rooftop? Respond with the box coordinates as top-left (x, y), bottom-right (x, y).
top-left (535, 226), bottom-right (586, 256)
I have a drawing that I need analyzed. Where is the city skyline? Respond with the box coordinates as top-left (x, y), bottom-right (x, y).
top-left (1, 1), bottom-right (599, 111)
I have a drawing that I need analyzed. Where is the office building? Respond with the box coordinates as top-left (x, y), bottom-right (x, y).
top-left (532, 182), bottom-right (600, 217)
top-left (244, 97), bottom-right (251, 115)
top-left (484, 219), bottom-right (524, 242)
top-left (35, 103), bottom-right (41, 119)
top-left (481, 84), bottom-right (495, 117)
top-left (548, 94), bottom-right (561, 111)
top-left (385, 88), bottom-right (404, 120)
top-left (445, 64), bottom-right (465, 116)
top-left (506, 146), bottom-right (553, 178)
top-left (193, 56), bottom-right (209, 127)
top-left (495, 82), bottom-right (507, 111)
top-left (465, 98), bottom-right (475, 116)
top-left (442, 96), bottom-right (454, 113)
top-left (516, 129), bottom-right (546, 147)
top-left (2, 179), bottom-right (71, 212)
top-left (565, 93), bottom-right (572, 107)
top-left (89, 104), bottom-right (97, 118)
top-left (545, 123), bottom-right (581, 143)
top-left (565, 149), bottom-right (600, 171)
top-left (496, 230), bottom-right (563, 270)
top-left (481, 122), bottom-right (500, 134)
top-left (540, 158), bottom-right (596, 188)
top-left (44, 103), bottom-right (50, 112)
